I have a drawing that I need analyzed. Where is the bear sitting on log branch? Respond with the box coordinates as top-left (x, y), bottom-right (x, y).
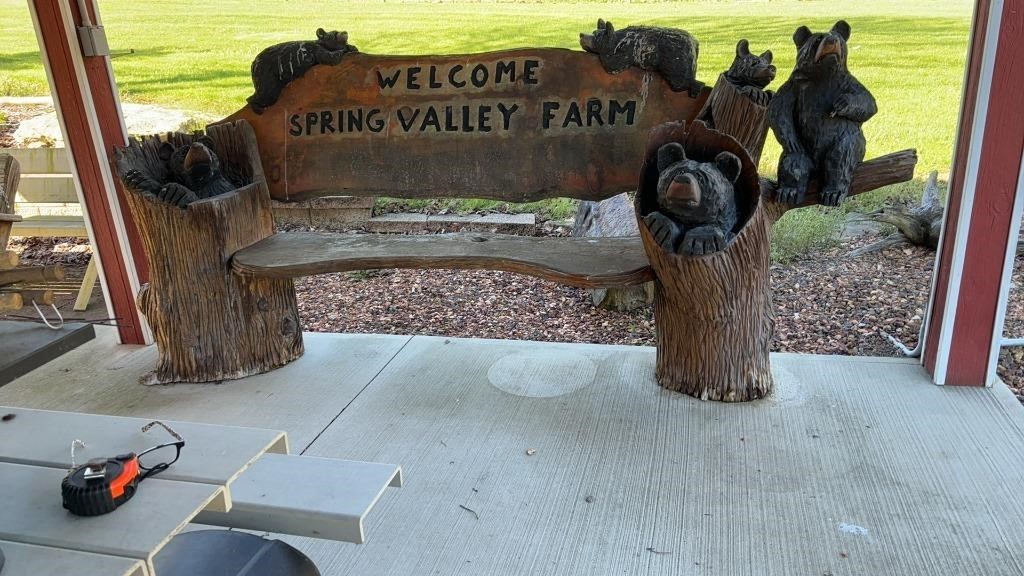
top-left (769, 20), bottom-right (878, 207)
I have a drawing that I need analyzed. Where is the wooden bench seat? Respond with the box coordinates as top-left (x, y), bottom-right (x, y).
top-left (232, 232), bottom-right (654, 289)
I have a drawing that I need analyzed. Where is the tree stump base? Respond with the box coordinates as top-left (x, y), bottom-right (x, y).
top-left (635, 121), bottom-right (917, 402)
top-left (116, 121), bottom-right (303, 385)
top-left (636, 122), bottom-right (774, 401)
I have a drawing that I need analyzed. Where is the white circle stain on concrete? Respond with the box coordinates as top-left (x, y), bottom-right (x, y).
top-left (487, 351), bottom-right (597, 398)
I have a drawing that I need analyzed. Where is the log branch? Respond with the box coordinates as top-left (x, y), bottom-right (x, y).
top-left (0, 265), bottom-right (64, 287)
top-left (761, 149), bottom-right (919, 220)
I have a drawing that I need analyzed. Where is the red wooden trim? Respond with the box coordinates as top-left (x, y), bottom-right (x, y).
top-left (923, 0), bottom-right (992, 374)
top-left (944, 1), bottom-right (1024, 386)
top-left (32, 0), bottom-right (146, 344)
top-left (74, 0), bottom-right (149, 283)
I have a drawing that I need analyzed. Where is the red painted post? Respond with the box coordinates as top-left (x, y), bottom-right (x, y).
top-left (28, 0), bottom-right (148, 344)
top-left (73, 0), bottom-right (149, 283)
top-left (924, 0), bottom-right (1024, 386)
top-left (923, 0), bottom-right (990, 376)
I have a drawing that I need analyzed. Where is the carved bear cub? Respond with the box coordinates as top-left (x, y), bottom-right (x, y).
top-left (644, 143), bottom-right (741, 256)
top-left (248, 28), bottom-right (357, 115)
top-left (122, 136), bottom-right (238, 208)
top-left (580, 19), bottom-right (703, 96)
top-left (768, 20), bottom-right (877, 206)
top-left (725, 39), bottom-right (776, 103)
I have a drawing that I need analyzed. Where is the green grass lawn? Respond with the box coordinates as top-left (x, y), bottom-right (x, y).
top-left (0, 0), bottom-right (973, 258)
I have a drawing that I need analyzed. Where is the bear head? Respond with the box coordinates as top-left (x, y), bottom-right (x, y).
top-left (656, 142), bottom-right (741, 221)
top-left (579, 19), bottom-right (615, 54)
top-left (316, 28), bottom-right (350, 52)
top-left (159, 136), bottom-right (222, 190)
top-left (726, 39), bottom-right (775, 89)
top-left (792, 21), bottom-right (851, 78)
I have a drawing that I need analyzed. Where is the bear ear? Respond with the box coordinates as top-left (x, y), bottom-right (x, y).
top-left (657, 142), bottom-right (686, 171)
top-left (316, 28), bottom-right (326, 39)
top-left (831, 20), bottom-right (851, 41)
top-left (158, 142), bottom-right (176, 162)
top-left (793, 25), bottom-right (813, 48)
top-left (605, 21), bottom-right (614, 35)
top-left (597, 18), bottom-right (605, 29)
top-left (760, 50), bottom-right (773, 63)
top-left (736, 39), bottom-right (750, 57)
top-left (714, 151), bottom-right (742, 184)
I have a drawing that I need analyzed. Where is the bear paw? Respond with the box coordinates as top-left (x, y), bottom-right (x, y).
top-left (681, 226), bottom-right (728, 256)
top-left (156, 183), bottom-right (201, 209)
top-left (818, 186), bottom-right (848, 207)
top-left (122, 169), bottom-right (161, 194)
top-left (775, 186), bottom-right (806, 205)
top-left (644, 212), bottom-right (682, 253)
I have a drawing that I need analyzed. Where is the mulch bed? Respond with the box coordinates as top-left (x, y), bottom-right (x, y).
top-left (7, 232), bottom-right (1024, 400)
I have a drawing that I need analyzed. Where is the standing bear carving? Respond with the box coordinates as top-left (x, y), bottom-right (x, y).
top-left (643, 142), bottom-right (741, 256)
top-left (580, 19), bottom-right (703, 96)
top-left (768, 21), bottom-right (877, 206)
top-left (248, 28), bottom-right (357, 114)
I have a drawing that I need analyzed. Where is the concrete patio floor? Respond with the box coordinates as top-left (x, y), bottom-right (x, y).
top-left (3, 327), bottom-right (1024, 575)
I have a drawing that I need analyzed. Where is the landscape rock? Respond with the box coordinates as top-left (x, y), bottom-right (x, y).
top-left (12, 102), bottom-right (213, 147)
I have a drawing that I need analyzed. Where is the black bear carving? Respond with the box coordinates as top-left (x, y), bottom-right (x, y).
top-left (725, 39), bottom-right (776, 103)
top-left (122, 137), bottom-right (237, 209)
top-left (768, 21), bottom-right (877, 206)
top-left (580, 19), bottom-right (703, 96)
top-left (248, 28), bottom-right (357, 114)
top-left (643, 142), bottom-right (741, 256)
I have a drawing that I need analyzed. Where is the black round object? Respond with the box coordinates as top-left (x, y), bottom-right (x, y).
top-left (61, 457), bottom-right (138, 516)
top-left (153, 530), bottom-right (320, 576)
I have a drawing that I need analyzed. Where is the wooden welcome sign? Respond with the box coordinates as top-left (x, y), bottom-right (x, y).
top-left (222, 48), bottom-right (709, 202)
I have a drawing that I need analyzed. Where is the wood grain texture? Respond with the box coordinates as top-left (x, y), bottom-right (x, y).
top-left (0, 153), bottom-right (18, 247)
top-left (637, 121), bottom-right (773, 401)
top-left (698, 73), bottom-right (772, 164)
top-left (0, 292), bottom-right (21, 311)
top-left (233, 232), bottom-right (654, 289)
top-left (0, 264), bottom-right (64, 287)
top-left (764, 148), bottom-right (919, 215)
top-left (2, 289), bottom-right (54, 306)
top-left (0, 250), bottom-right (18, 270)
top-left (221, 49), bottom-right (709, 202)
top-left (115, 120), bottom-right (304, 385)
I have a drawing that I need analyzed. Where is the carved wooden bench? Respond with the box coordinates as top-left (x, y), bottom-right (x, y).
top-left (114, 25), bottom-right (917, 402)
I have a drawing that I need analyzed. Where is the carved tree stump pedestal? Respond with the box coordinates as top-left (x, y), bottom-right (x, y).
top-left (116, 121), bottom-right (303, 385)
top-left (637, 122), bottom-right (774, 401)
top-left (636, 121), bottom-right (917, 402)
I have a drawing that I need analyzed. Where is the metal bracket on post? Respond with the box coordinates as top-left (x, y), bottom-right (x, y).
top-left (77, 25), bottom-right (109, 57)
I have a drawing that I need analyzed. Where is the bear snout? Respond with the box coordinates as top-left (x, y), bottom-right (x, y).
top-left (667, 174), bottom-right (701, 208)
top-left (579, 33), bottom-right (597, 52)
top-left (814, 37), bottom-right (842, 63)
top-left (183, 143), bottom-right (212, 171)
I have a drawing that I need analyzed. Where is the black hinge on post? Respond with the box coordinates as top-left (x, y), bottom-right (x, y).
top-left (77, 25), bottom-right (109, 57)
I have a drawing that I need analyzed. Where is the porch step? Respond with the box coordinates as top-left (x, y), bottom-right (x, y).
top-left (11, 214), bottom-right (88, 237)
top-left (193, 453), bottom-right (403, 544)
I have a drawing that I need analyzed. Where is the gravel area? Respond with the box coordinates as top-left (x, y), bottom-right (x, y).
top-left (295, 232), bottom-right (935, 358)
